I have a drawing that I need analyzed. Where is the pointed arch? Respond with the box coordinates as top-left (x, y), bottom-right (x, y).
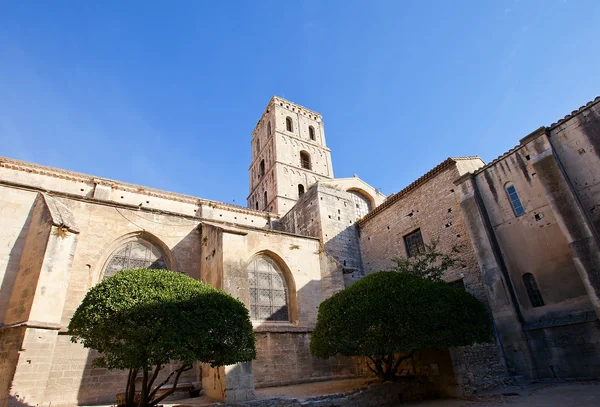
top-left (98, 231), bottom-right (175, 282)
top-left (247, 250), bottom-right (298, 324)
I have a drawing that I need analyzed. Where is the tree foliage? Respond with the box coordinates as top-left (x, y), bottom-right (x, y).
top-left (69, 268), bottom-right (256, 407)
top-left (310, 272), bottom-right (492, 381)
top-left (390, 240), bottom-right (461, 282)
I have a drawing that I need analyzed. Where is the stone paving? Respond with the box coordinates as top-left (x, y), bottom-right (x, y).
top-left (164, 379), bottom-right (600, 407)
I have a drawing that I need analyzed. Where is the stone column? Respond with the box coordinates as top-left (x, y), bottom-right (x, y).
top-left (199, 223), bottom-right (255, 403)
top-left (455, 175), bottom-right (534, 378)
top-left (0, 193), bottom-right (80, 406)
top-left (522, 129), bottom-right (600, 319)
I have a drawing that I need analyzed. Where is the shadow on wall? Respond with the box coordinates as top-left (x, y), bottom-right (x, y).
top-left (7, 395), bottom-right (35, 407)
top-left (73, 227), bottom-right (202, 406)
top-left (323, 223), bottom-right (363, 285)
top-left (252, 278), bottom-right (358, 389)
top-left (0, 205), bottom-right (34, 323)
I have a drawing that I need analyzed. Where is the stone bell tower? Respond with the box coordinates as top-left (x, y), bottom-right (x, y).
top-left (248, 96), bottom-right (334, 215)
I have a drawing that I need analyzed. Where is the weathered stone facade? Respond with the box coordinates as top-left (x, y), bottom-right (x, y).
top-left (455, 97), bottom-right (600, 379)
top-left (2, 95), bottom-right (600, 406)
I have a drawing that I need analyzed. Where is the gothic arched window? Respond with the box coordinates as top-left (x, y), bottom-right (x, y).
top-left (286, 117), bottom-right (293, 132)
top-left (248, 256), bottom-right (289, 322)
top-left (523, 273), bottom-right (545, 308)
top-left (309, 126), bottom-right (315, 141)
top-left (298, 184), bottom-right (305, 197)
top-left (300, 151), bottom-right (311, 170)
top-left (103, 238), bottom-right (167, 280)
top-left (259, 159), bottom-right (265, 178)
top-left (505, 183), bottom-right (525, 217)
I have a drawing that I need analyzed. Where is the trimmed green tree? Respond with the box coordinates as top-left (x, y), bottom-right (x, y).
top-left (310, 272), bottom-right (492, 381)
top-left (390, 240), bottom-right (461, 282)
top-left (69, 268), bottom-right (256, 407)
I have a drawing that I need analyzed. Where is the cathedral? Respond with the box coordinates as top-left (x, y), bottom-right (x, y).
top-left (1, 95), bottom-right (600, 406)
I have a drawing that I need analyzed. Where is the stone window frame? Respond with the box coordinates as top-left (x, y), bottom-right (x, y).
top-left (298, 184), bottom-right (305, 197)
top-left (286, 116), bottom-right (294, 132)
top-left (505, 182), bottom-right (526, 217)
top-left (404, 228), bottom-right (426, 258)
top-left (246, 251), bottom-right (298, 326)
top-left (97, 232), bottom-right (175, 283)
top-left (522, 273), bottom-right (545, 308)
top-left (300, 151), bottom-right (311, 170)
top-left (309, 125), bottom-right (316, 141)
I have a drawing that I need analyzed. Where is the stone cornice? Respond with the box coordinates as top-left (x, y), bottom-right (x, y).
top-left (0, 156), bottom-right (276, 219)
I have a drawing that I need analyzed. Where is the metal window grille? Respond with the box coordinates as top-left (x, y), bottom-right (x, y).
top-left (506, 185), bottom-right (525, 217)
top-left (248, 257), bottom-right (289, 322)
top-left (300, 152), bottom-right (311, 170)
top-left (404, 229), bottom-right (425, 258)
top-left (103, 240), bottom-right (166, 280)
top-left (523, 273), bottom-right (545, 307)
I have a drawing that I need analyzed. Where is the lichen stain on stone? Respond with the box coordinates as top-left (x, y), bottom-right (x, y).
top-left (516, 153), bottom-right (531, 184)
top-left (483, 170), bottom-right (498, 203)
top-left (578, 109), bottom-right (600, 161)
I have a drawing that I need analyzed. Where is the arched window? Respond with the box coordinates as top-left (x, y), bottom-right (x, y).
top-left (505, 183), bottom-right (525, 217)
top-left (259, 159), bottom-right (265, 178)
top-left (309, 126), bottom-right (315, 141)
top-left (300, 151), bottom-right (311, 170)
top-left (298, 184), bottom-right (305, 197)
top-left (349, 190), bottom-right (372, 220)
top-left (286, 117), bottom-right (293, 132)
top-left (248, 256), bottom-right (289, 321)
top-left (256, 138), bottom-right (260, 154)
top-left (264, 191), bottom-right (268, 210)
top-left (103, 238), bottom-right (167, 280)
top-left (267, 121), bottom-right (272, 136)
top-left (255, 201), bottom-right (259, 210)
top-left (523, 273), bottom-right (545, 307)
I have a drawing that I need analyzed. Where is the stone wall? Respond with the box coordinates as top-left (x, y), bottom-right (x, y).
top-left (359, 158), bottom-right (487, 302)
top-left (253, 330), bottom-right (355, 388)
top-left (358, 157), bottom-right (508, 389)
top-left (524, 320), bottom-right (600, 378)
top-left (0, 159), bottom-right (322, 405)
top-left (449, 344), bottom-right (511, 393)
top-left (549, 98), bottom-right (600, 235)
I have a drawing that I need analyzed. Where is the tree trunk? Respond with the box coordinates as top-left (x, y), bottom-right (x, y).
top-left (367, 352), bottom-right (416, 382)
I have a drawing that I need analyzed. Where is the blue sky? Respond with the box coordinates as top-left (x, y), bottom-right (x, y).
top-left (1, 1), bottom-right (599, 206)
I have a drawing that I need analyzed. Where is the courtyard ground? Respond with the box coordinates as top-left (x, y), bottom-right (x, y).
top-left (165, 378), bottom-right (600, 407)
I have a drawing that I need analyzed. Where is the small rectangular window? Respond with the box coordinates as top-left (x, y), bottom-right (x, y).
top-left (404, 229), bottom-right (425, 258)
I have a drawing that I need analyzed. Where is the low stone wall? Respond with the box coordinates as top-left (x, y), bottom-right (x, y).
top-left (253, 331), bottom-right (356, 388)
top-left (450, 343), bottom-right (510, 393)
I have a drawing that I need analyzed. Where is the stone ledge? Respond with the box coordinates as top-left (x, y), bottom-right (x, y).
top-left (253, 325), bottom-right (313, 334)
top-left (523, 311), bottom-right (598, 331)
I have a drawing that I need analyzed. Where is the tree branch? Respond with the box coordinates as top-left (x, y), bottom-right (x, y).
top-left (392, 351), bottom-right (415, 375)
top-left (150, 364), bottom-right (192, 406)
top-left (146, 364), bottom-right (162, 395)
